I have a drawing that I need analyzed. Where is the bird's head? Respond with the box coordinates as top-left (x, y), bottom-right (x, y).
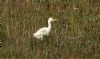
top-left (48, 17), bottom-right (58, 23)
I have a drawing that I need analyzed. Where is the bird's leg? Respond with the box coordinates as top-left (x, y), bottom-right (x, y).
top-left (40, 35), bottom-right (43, 40)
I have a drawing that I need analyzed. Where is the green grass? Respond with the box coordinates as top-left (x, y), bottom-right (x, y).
top-left (0, 0), bottom-right (100, 59)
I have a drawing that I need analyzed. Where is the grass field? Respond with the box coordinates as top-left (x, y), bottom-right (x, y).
top-left (0, 0), bottom-right (100, 59)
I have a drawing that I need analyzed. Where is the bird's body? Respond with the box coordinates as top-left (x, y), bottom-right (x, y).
top-left (34, 27), bottom-right (50, 40)
top-left (33, 17), bottom-right (57, 40)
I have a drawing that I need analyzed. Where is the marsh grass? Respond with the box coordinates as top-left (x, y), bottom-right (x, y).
top-left (0, 0), bottom-right (100, 59)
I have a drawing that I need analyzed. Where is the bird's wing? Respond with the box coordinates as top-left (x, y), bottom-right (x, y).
top-left (38, 27), bottom-right (48, 35)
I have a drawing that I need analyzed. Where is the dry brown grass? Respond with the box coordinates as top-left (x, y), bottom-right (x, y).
top-left (0, 0), bottom-right (100, 59)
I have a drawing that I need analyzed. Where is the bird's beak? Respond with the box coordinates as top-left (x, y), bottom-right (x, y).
top-left (53, 19), bottom-right (58, 21)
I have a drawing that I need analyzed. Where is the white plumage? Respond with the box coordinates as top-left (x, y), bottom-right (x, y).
top-left (33, 17), bottom-right (57, 40)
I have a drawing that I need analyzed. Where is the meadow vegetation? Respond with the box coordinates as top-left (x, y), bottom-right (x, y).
top-left (0, 0), bottom-right (100, 59)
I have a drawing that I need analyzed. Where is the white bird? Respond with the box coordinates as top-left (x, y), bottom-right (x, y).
top-left (33, 17), bottom-right (57, 40)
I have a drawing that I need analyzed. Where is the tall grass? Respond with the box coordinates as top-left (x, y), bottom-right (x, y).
top-left (0, 0), bottom-right (100, 59)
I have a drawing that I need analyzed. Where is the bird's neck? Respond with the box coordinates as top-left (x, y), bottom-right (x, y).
top-left (48, 22), bottom-right (51, 30)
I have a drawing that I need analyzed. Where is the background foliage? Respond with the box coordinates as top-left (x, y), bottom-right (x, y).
top-left (0, 0), bottom-right (100, 59)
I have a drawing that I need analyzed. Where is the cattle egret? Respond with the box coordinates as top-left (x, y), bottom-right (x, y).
top-left (33, 17), bottom-right (57, 40)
